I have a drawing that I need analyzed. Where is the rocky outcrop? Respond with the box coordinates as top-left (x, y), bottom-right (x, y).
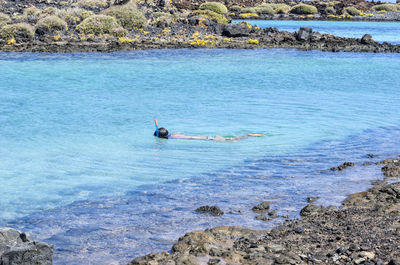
top-left (195, 206), bottom-right (224, 216)
top-left (0, 228), bottom-right (53, 265)
top-left (130, 158), bottom-right (400, 265)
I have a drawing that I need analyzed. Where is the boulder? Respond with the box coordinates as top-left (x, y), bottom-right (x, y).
top-left (0, 228), bottom-right (53, 265)
top-left (296, 27), bottom-right (312, 41)
top-left (361, 34), bottom-right (374, 45)
top-left (222, 23), bottom-right (251, 37)
top-left (195, 206), bottom-right (224, 216)
top-left (252, 201), bottom-right (270, 212)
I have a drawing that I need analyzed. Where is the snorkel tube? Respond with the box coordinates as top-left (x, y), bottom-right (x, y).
top-left (154, 119), bottom-right (159, 137)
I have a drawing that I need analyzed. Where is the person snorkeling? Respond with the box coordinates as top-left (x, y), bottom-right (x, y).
top-left (154, 120), bottom-right (264, 142)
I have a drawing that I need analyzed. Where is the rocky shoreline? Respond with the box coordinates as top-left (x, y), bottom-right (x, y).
top-left (0, 25), bottom-right (399, 53)
top-left (1, 0), bottom-right (400, 53)
top-left (131, 156), bottom-right (400, 265)
top-left (0, 228), bottom-right (53, 264)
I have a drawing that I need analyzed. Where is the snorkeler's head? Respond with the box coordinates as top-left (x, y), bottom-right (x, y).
top-left (154, 127), bottom-right (169, 139)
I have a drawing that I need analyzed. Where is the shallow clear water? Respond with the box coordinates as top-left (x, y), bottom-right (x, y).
top-left (238, 20), bottom-right (400, 44)
top-left (1, 49), bottom-right (400, 264)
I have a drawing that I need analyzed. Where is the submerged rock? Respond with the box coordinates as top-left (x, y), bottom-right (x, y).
top-left (330, 162), bottom-right (354, 171)
top-left (252, 201), bottom-right (270, 212)
top-left (195, 206), bottom-right (224, 216)
top-left (131, 157), bottom-right (400, 265)
top-left (0, 228), bottom-right (53, 265)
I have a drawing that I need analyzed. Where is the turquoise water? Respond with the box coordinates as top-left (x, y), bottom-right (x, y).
top-left (1, 49), bottom-right (400, 264)
top-left (238, 20), bottom-right (400, 44)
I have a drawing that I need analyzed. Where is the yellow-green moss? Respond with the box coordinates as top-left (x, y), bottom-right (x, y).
top-left (290, 4), bottom-right (318, 15)
top-left (0, 12), bottom-right (11, 28)
top-left (371, 4), bottom-right (399, 12)
top-left (102, 3), bottom-right (146, 30)
top-left (254, 4), bottom-right (275, 15)
top-left (272, 4), bottom-right (291, 14)
top-left (76, 14), bottom-right (127, 36)
top-left (36, 15), bottom-right (67, 31)
top-left (192, 9), bottom-right (228, 24)
top-left (77, 0), bottom-right (108, 10)
top-left (0, 23), bottom-right (34, 39)
top-left (240, 7), bottom-right (257, 13)
top-left (344, 6), bottom-right (361, 16)
top-left (58, 8), bottom-right (94, 25)
top-left (199, 2), bottom-right (228, 15)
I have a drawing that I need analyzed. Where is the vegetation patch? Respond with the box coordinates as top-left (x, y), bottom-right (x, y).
top-left (199, 2), bottom-right (228, 15)
top-left (23, 6), bottom-right (42, 17)
top-left (77, 0), bottom-right (109, 10)
top-left (344, 6), bottom-right (361, 16)
top-left (192, 10), bottom-right (228, 24)
top-left (0, 13), bottom-right (11, 28)
top-left (240, 7), bottom-right (257, 14)
top-left (0, 23), bottom-right (34, 40)
top-left (151, 11), bottom-right (173, 26)
top-left (371, 4), bottom-right (399, 12)
top-left (76, 14), bottom-right (127, 36)
top-left (230, 5), bottom-right (241, 12)
top-left (239, 13), bottom-right (258, 18)
top-left (57, 8), bottom-right (94, 25)
top-left (254, 4), bottom-right (275, 15)
top-left (290, 4), bottom-right (318, 15)
top-left (272, 4), bottom-right (291, 14)
top-left (36, 15), bottom-right (68, 32)
top-left (102, 4), bottom-right (146, 30)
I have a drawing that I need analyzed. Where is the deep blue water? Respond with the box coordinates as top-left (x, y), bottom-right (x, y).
top-left (1, 49), bottom-right (400, 264)
top-left (238, 20), bottom-right (400, 44)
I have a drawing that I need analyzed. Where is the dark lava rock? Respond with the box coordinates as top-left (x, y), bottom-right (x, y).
top-left (252, 201), bottom-right (270, 212)
top-left (296, 27), bottom-right (312, 41)
top-left (361, 34), bottom-right (374, 45)
top-left (268, 210), bottom-right (277, 218)
top-left (0, 228), bottom-right (53, 265)
top-left (367, 153), bottom-right (376, 158)
top-left (331, 162), bottom-right (355, 171)
top-left (195, 206), bottom-right (224, 216)
top-left (132, 157), bottom-right (400, 265)
top-left (381, 160), bottom-right (400, 178)
top-left (300, 204), bottom-right (324, 217)
top-left (222, 23), bottom-right (250, 37)
top-left (255, 215), bottom-right (271, 221)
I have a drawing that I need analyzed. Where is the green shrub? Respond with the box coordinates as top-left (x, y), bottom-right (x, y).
top-left (371, 4), bottom-right (399, 12)
top-left (102, 4), bottom-right (146, 29)
top-left (325, 6), bottom-right (336, 15)
top-left (0, 12), bottom-right (11, 28)
top-left (344, 6), bottom-right (361, 16)
top-left (42, 7), bottom-right (58, 16)
top-left (255, 4), bottom-right (275, 15)
top-left (76, 14), bottom-right (127, 36)
top-left (192, 9), bottom-right (228, 24)
top-left (272, 4), bottom-right (291, 14)
top-left (152, 11), bottom-right (173, 26)
top-left (23, 6), bottom-right (42, 17)
top-left (77, 0), bottom-right (108, 10)
top-left (240, 7), bottom-right (257, 13)
top-left (58, 8), bottom-right (94, 25)
top-left (199, 2), bottom-right (228, 15)
top-left (36, 15), bottom-right (67, 32)
top-left (230, 5), bottom-right (241, 12)
top-left (0, 23), bottom-right (34, 39)
top-left (290, 4), bottom-right (318, 14)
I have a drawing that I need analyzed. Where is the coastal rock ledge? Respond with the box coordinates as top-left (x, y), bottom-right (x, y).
top-left (0, 228), bottom-right (53, 265)
top-left (131, 158), bottom-right (400, 265)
